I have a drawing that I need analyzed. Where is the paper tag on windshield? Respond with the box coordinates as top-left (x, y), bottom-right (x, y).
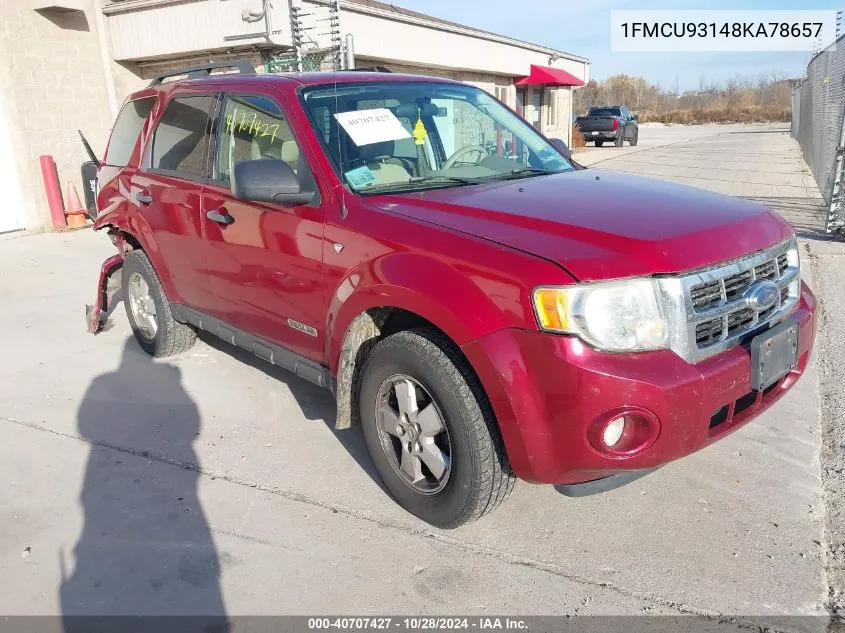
top-left (335, 108), bottom-right (412, 146)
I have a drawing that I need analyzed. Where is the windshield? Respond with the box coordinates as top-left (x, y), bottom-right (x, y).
top-left (300, 81), bottom-right (574, 194)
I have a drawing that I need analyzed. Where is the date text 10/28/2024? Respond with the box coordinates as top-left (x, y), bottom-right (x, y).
top-left (307, 617), bottom-right (529, 631)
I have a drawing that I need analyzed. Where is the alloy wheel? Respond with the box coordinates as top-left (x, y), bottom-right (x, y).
top-left (374, 374), bottom-right (452, 494)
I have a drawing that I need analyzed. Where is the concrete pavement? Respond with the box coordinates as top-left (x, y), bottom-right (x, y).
top-left (576, 123), bottom-right (827, 236)
top-left (0, 123), bottom-right (836, 630)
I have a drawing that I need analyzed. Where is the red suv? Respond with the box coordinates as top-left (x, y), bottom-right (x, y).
top-left (87, 62), bottom-right (816, 528)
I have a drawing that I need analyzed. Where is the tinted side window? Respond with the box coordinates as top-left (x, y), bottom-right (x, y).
top-left (215, 95), bottom-right (298, 183)
top-left (104, 97), bottom-right (156, 167)
top-left (151, 95), bottom-right (215, 176)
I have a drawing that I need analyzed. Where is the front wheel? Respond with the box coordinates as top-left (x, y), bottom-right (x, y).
top-left (359, 328), bottom-right (515, 528)
top-left (630, 130), bottom-right (639, 146)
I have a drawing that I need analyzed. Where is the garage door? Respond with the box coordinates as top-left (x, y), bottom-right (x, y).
top-left (0, 93), bottom-right (25, 233)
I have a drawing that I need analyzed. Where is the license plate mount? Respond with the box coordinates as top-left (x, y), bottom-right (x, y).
top-left (750, 319), bottom-right (799, 391)
top-left (591, 131), bottom-right (599, 136)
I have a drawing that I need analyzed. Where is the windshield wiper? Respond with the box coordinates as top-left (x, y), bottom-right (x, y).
top-left (357, 175), bottom-right (482, 194)
top-left (485, 168), bottom-right (558, 181)
top-left (408, 175), bottom-right (484, 184)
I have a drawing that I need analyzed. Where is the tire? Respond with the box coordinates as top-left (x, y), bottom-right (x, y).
top-left (595, 141), bottom-right (604, 147)
top-left (630, 130), bottom-right (639, 146)
top-left (122, 250), bottom-right (197, 358)
top-left (614, 133), bottom-right (624, 147)
top-left (359, 328), bottom-right (515, 528)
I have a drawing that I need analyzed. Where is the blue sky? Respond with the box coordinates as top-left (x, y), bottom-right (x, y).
top-left (392, 0), bottom-right (843, 90)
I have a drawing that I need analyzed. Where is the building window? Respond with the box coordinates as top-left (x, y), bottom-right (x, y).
top-left (546, 88), bottom-right (557, 127)
top-left (495, 85), bottom-right (509, 106)
top-left (531, 88), bottom-right (542, 129)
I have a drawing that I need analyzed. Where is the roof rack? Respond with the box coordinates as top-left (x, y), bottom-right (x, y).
top-left (148, 60), bottom-right (256, 87)
top-left (346, 66), bottom-right (393, 73)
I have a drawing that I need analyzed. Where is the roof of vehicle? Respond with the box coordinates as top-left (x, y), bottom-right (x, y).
top-left (135, 69), bottom-right (463, 99)
top-left (274, 70), bottom-right (461, 86)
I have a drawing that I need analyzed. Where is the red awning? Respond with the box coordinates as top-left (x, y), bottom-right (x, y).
top-left (514, 64), bottom-right (584, 87)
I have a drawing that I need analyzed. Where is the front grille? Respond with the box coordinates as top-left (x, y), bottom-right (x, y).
top-left (695, 319), bottom-right (723, 346)
top-left (684, 240), bottom-right (798, 352)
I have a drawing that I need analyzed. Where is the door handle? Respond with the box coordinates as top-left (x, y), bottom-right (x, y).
top-left (135, 192), bottom-right (153, 205)
top-left (206, 210), bottom-right (234, 225)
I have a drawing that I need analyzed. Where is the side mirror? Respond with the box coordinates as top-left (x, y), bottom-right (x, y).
top-left (550, 138), bottom-right (573, 162)
top-left (631, 114), bottom-right (639, 122)
top-left (232, 159), bottom-right (314, 205)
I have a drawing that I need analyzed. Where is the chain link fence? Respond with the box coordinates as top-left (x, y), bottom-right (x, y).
top-left (791, 35), bottom-right (845, 233)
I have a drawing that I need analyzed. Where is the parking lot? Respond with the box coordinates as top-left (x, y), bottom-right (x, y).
top-left (1, 123), bottom-right (841, 629)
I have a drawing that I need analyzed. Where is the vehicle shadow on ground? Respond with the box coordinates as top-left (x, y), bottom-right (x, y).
top-left (196, 332), bottom-right (383, 487)
top-left (60, 338), bottom-right (229, 630)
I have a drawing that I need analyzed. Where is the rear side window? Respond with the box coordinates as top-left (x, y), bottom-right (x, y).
top-left (151, 95), bottom-right (215, 176)
top-left (104, 97), bottom-right (156, 167)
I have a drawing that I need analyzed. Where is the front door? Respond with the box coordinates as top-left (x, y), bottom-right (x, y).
top-left (200, 93), bottom-right (327, 362)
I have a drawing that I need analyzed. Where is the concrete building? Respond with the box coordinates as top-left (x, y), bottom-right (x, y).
top-left (0, 0), bottom-right (589, 233)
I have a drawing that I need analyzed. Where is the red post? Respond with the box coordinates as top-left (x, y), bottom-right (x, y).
top-left (39, 155), bottom-right (66, 229)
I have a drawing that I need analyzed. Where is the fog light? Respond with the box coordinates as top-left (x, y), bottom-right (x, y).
top-left (603, 417), bottom-right (625, 446)
top-left (587, 407), bottom-right (661, 457)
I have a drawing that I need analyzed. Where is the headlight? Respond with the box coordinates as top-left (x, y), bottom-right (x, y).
top-left (533, 279), bottom-right (669, 352)
top-left (786, 235), bottom-right (801, 298)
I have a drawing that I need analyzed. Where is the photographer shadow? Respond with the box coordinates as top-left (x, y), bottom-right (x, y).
top-left (60, 338), bottom-right (228, 632)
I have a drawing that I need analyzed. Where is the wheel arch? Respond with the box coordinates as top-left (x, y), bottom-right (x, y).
top-left (93, 208), bottom-right (181, 304)
top-left (332, 304), bottom-right (491, 433)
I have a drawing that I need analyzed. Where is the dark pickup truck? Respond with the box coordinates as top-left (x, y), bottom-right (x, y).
top-left (575, 106), bottom-right (638, 147)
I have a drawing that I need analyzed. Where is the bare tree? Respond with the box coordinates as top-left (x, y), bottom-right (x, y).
top-left (573, 72), bottom-right (792, 124)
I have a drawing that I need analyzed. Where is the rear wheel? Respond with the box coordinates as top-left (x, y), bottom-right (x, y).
top-left (359, 328), bottom-right (515, 528)
top-left (614, 133), bottom-right (624, 147)
top-left (595, 140), bottom-right (604, 147)
top-left (122, 251), bottom-right (197, 357)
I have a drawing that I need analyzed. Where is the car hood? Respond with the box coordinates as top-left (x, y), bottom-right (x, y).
top-left (366, 170), bottom-right (793, 281)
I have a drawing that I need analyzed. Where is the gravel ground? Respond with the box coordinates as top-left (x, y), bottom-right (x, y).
top-left (806, 239), bottom-right (845, 629)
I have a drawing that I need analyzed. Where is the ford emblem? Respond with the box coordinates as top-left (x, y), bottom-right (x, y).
top-left (746, 280), bottom-right (779, 311)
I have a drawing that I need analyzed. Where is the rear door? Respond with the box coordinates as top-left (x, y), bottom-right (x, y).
top-left (199, 92), bottom-right (328, 362)
top-left (134, 93), bottom-right (218, 312)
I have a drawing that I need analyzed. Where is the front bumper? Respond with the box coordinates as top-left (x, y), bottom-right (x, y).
top-left (461, 281), bottom-right (816, 485)
top-left (582, 131), bottom-right (618, 141)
